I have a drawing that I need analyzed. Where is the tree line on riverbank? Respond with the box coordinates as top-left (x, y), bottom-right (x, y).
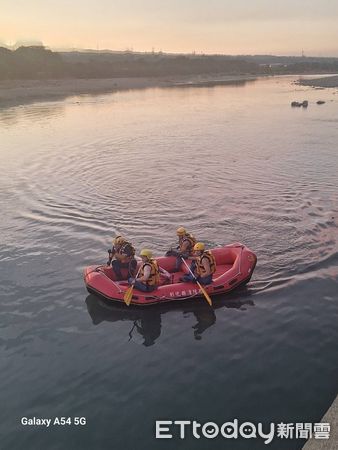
top-left (1, 46), bottom-right (338, 80)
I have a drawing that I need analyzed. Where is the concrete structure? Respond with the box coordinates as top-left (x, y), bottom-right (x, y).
top-left (303, 396), bottom-right (337, 449)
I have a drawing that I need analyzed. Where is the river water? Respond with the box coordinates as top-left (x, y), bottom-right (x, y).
top-left (1, 76), bottom-right (337, 450)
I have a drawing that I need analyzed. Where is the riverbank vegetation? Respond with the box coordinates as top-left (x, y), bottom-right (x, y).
top-left (1, 46), bottom-right (338, 80)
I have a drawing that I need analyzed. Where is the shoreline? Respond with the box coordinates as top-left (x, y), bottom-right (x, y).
top-left (0, 75), bottom-right (258, 108)
top-left (297, 74), bottom-right (338, 88)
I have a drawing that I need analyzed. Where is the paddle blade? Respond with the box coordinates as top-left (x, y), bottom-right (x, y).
top-left (124, 285), bottom-right (134, 306)
top-left (197, 281), bottom-right (213, 306)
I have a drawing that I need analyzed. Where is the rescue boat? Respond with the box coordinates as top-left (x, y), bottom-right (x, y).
top-left (83, 243), bottom-right (257, 306)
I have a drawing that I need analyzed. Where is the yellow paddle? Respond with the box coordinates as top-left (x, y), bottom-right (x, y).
top-left (181, 258), bottom-right (213, 306)
top-left (124, 266), bottom-right (142, 306)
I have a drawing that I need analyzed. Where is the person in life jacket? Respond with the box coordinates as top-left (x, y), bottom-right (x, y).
top-left (165, 226), bottom-right (197, 271)
top-left (181, 242), bottom-right (216, 285)
top-left (107, 235), bottom-right (137, 280)
top-left (128, 249), bottom-right (161, 292)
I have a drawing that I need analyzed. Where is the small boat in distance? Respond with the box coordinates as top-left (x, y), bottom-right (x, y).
top-left (84, 243), bottom-right (257, 306)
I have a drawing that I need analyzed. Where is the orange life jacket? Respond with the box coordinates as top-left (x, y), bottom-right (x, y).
top-left (138, 259), bottom-right (160, 286)
top-left (196, 251), bottom-right (216, 277)
top-left (179, 233), bottom-right (196, 254)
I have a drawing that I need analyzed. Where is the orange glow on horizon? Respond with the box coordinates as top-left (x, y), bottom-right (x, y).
top-left (1, 2), bottom-right (338, 57)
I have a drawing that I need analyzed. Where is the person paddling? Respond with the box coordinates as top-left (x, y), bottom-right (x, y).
top-left (166, 226), bottom-right (197, 272)
top-left (181, 242), bottom-right (216, 285)
top-left (107, 235), bottom-right (137, 280)
top-left (128, 249), bottom-right (160, 292)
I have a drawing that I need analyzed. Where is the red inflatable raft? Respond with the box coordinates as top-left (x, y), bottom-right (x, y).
top-left (83, 243), bottom-right (257, 306)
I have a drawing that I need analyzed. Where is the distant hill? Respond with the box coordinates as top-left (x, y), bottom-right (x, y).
top-left (1, 46), bottom-right (338, 80)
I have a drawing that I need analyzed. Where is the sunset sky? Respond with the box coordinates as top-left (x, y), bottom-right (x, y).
top-left (2, 0), bottom-right (338, 56)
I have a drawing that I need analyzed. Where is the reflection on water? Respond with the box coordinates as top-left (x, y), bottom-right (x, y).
top-left (86, 291), bottom-right (255, 346)
top-left (0, 101), bottom-right (65, 127)
top-left (1, 75), bottom-right (338, 450)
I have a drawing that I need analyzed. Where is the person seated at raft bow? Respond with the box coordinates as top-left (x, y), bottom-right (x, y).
top-left (128, 249), bottom-right (161, 292)
top-left (180, 242), bottom-right (216, 285)
top-left (107, 235), bottom-right (137, 281)
top-left (166, 226), bottom-right (196, 272)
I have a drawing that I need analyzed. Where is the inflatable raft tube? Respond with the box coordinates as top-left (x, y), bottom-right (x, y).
top-left (83, 243), bottom-right (257, 306)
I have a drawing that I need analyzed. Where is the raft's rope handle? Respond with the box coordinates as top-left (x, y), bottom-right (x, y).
top-left (95, 266), bottom-right (125, 294)
top-left (85, 264), bottom-right (105, 275)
